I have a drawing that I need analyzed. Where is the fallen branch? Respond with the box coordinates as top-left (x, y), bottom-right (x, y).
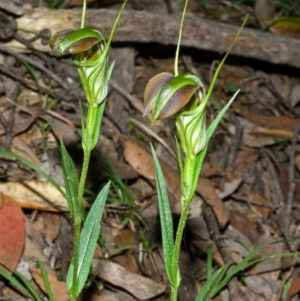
top-left (13, 7), bottom-right (300, 68)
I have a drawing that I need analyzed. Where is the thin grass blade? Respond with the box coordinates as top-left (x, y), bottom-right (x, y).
top-left (209, 245), bottom-right (263, 298)
top-left (189, 90), bottom-right (239, 201)
top-left (37, 259), bottom-right (55, 301)
top-left (14, 270), bottom-right (43, 301)
top-left (195, 265), bottom-right (229, 301)
top-left (0, 269), bottom-right (32, 298)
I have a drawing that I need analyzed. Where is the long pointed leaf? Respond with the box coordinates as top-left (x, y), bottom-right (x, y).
top-left (195, 265), bottom-right (230, 301)
top-left (66, 181), bottom-right (110, 298)
top-left (209, 245), bottom-right (263, 298)
top-left (60, 140), bottom-right (79, 217)
top-left (189, 90), bottom-right (239, 201)
top-left (0, 269), bottom-right (32, 299)
top-left (14, 270), bottom-right (43, 301)
top-left (150, 144), bottom-right (175, 285)
top-left (37, 259), bottom-right (55, 301)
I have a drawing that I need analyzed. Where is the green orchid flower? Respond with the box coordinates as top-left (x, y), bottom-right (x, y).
top-left (144, 71), bottom-right (207, 158)
top-left (50, 27), bottom-right (113, 107)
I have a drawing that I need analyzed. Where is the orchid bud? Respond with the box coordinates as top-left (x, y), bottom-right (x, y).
top-left (50, 27), bottom-right (112, 107)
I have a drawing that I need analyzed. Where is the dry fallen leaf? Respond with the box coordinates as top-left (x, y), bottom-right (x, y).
top-left (93, 259), bottom-right (166, 300)
top-left (89, 289), bottom-right (136, 301)
top-left (233, 102), bottom-right (298, 132)
top-left (286, 276), bottom-right (300, 301)
top-left (248, 192), bottom-right (270, 219)
top-left (43, 212), bottom-right (60, 242)
top-left (0, 180), bottom-right (67, 211)
top-left (245, 275), bottom-right (279, 300)
top-left (0, 194), bottom-right (25, 273)
top-left (196, 178), bottom-right (229, 228)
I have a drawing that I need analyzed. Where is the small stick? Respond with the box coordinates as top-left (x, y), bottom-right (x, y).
top-left (284, 123), bottom-right (300, 237)
top-left (231, 194), bottom-right (295, 210)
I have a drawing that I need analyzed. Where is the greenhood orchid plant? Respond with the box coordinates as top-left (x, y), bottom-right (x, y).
top-left (143, 1), bottom-right (247, 300)
top-left (49, 1), bottom-right (127, 300)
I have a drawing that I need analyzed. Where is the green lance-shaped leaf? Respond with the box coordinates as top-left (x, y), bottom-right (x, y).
top-left (144, 72), bottom-right (205, 124)
top-left (195, 265), bottom-right (230, 301)
top-left (0, 269), bottom-right (42, 301)
top-left (184, 90), bottom-right (239, 203)
top-left (150, 145), bottom-right (176, 286)
top-left (60, 140), bottom-right (80, 219)
top-left (67, 182), bottom-right (111, 299)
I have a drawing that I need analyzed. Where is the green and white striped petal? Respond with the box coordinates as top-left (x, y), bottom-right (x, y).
top-left (175, 101), bottom-right (207, 158)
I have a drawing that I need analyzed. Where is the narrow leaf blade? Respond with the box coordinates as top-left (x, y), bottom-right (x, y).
top-left (195, 265), bottom-right (229, 301)
top-left (14, 270), bottom-right (43, 301)
top-left (190, 90), bottom-right (239, 199)
top-left (150, 145), bottom-right (175, 284)
top-left (0, 269), bottom-right (32, 299)
top-left (60, 140), bottom-right (79, 217)
top-left (206, 91), bottom-right (239, 142)
top-left (37, 259), bottom-right (55, 301)
top-left (67, 181), bottom-right (110, 298)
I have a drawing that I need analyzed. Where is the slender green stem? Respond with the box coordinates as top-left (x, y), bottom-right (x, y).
top-left (84, 105), bottom-right (98, 151)
top-left (72, 219), bottom-right (81, 300)
top-left (170, 201), bottom-right (190, 301)
top-left (102, 0), bottom-right (128, 59)
top-left (174, 0), bottom-right (189, 76)
top-left (182, 155), bottom-right (197, 202)
top-left (72, 148), bottom-right (91, 293)
top-left (77, 149), bottom-right (91, 217)
top-left (170, 155), bottom-right (197, 300)
top-left (81, 0), bottom-right (87, 29)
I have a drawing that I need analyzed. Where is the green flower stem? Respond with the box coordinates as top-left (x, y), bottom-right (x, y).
top-left (71, 220), bottom-right (80, 301)
top-left (77, 148), bottom-right (91, 219)
top-left (73, 147), bottom-right (91, 293)
top-left (84, 105), bottom-right (99, 152)
top-left (170, 155), bottom-right (198, 301)
top-left (81, 0), bottom-right (87, 29)
top-left (170, 201), bottom-right (190, 301)
top-left (182, 155), bottom-right (197, 203)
